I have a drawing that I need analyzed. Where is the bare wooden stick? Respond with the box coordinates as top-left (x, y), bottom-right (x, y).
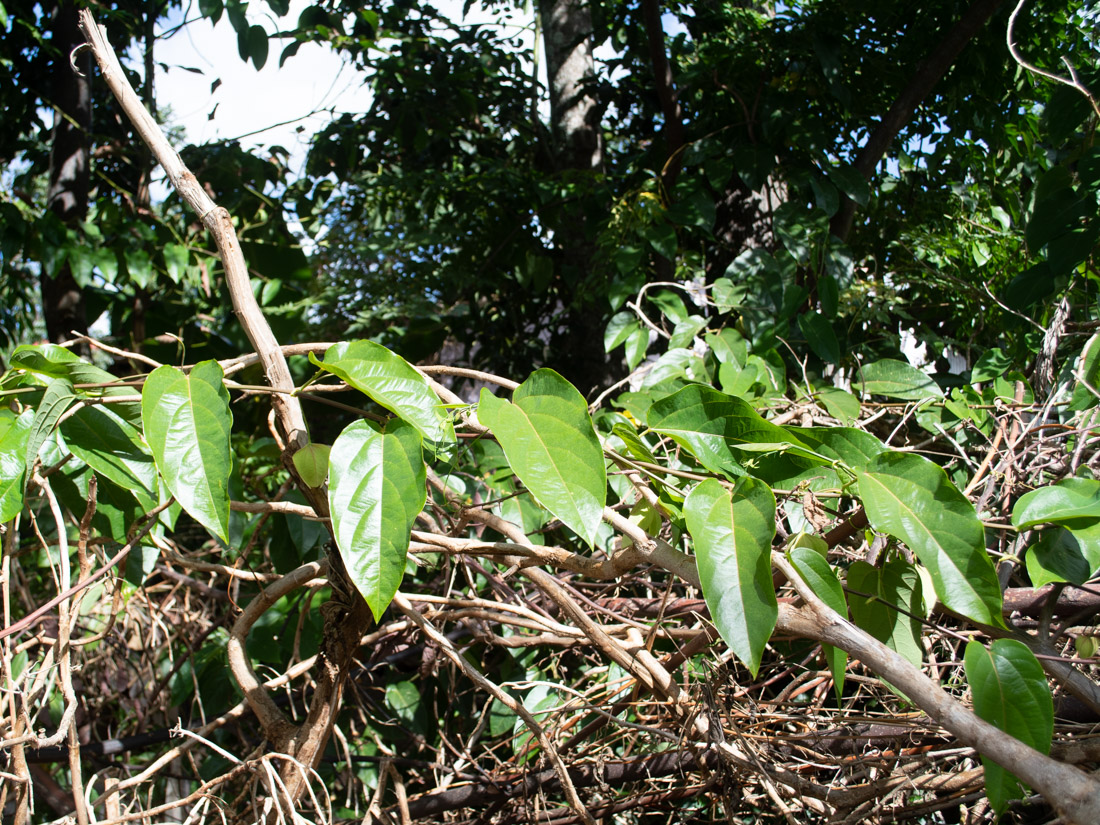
top-left (76, 10), bottom-right (308, 452)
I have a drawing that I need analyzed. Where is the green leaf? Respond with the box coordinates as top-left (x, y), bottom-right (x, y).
top-left (1024, 521), bottom-right (1100, 586)
top-left (604, 311), bottom-right (639, 353)
top-left (825, 162), bottom-right (870, 207)
top-left (328, 419), bottom-right (426, 620)
top-left (624, 325), bottom-right (649, 370)
top-left (647, 289), bottom-right (688, 323)
top-left (857, 359), bottom-right (943, 400)
top-left (1070, 333), bottom-right (1100, 411)
top-left (847, 560), bottom-right (924, 667)
top-left (705, 328), bottom-right (747, 367)
top-left (60, 405), bottom-right (158, 511)
top-left (856, 452), bottom-right (1002, 627)
top-left (247, 24), bottom-right (269, 69)
top-left (684, 477), bottom-right (778, 677)
top-left (1013, 478), bottom-right (1100, 529)
top-left (813, 386), bottom-right (860, 424)
top-left (611, 422), bottom-right (656, 464)
top-left (798, 312), bottom-right (840, 364)
top-left (648, 385), bottom-right (823, 478)
top-left (142, 361), bottom-right (233, 541)
top-left (0, 409), bottom-right (33, 521)
top-left (788, 545), bottom-right (847, 698)
top-left (669, 316), bottom-right (707, 350)
top-left (513, 683), bottom-right (559, 763)
top-left (198, 0), bottom-right (223, 23)
top-left (477, 370), bottom-right (606, 546)
top-left (11, 344), bottom-right (120, 387)
top-left (972, 348), bottom-right (1012, 384)
top-left (24, 378), bottom-right (79, 487)
top-left (163, 243), bottom-right (189, 284)
top-left (783, 427), bottom-right (885, 471)
top-left (964, 639), bottom-right (1053, 814)
top-left (292, 443), bottom-right (331, 488)
top-left (312, 340), bottom-right (454, 446)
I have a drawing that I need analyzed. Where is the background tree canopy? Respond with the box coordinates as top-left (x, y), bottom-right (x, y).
top-left (2, 0), bottom-right (1100, 823)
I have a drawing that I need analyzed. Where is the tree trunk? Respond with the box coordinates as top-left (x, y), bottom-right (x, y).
top-left (538, 0), bottom-right (615, 395)
top-left (540, 0), bottom-right (603, 173)
top-left (43, 0), bottom-right (92, 344)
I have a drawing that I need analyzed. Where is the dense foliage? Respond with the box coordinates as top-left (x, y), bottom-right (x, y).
top-left (2, 1), bottom-right (1100, 823)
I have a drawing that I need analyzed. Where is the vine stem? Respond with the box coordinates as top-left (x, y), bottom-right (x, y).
top-left (75, 10), bottom-right (308, 452)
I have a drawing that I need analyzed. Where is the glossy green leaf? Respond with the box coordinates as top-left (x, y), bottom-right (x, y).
top-left (24, 378), bottom-right (79, 487)
top-left (312, 340), bottom-right (454, 446)
top-left (964, 639), bottom-right (1053, 813)
top-left (61, 405), bottom-right (158, 511)
top-left (788, 545), bottom-right (848, 698)
top-left (1012, 477), bottom-right (1100, 529)
top-left (684, 477), bottom-right (777, 676)
top-left (857, 452), bottom-right (1002, 627)
top-left (10, 344), bottom-right (117, 386)
top-left (10, 345), bottom-right (140, 424)
top-left (847, 559), bottom-right (924, 667)
top-left (328, 419), bottom-right (426, 620)
top-left (784, 426), bottom-right (885, 471)
top-left (0, 409), bottom-right (33, 521)
top-left (477, 370), bottom-right (606, 547)
top-left (648, 385), bottom-right (823, 478)
top-left (857, 359), bottom-right (943, 400)
top-left (142, 361), bottom-right (233, 541)
top-left (1024, 521), bottom-right (1100, 586)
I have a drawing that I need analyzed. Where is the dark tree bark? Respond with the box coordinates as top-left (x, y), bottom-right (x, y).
top-left (830, 0), bottom-right (1007, 241)
top-left (641, 0), bottom-right (685, 189)
top-left (43, 0), bottom-right (92, 344)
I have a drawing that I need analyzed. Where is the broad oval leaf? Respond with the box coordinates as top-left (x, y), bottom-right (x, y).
top-left (61, 405), bottom-right (158, 511)
top-left (292, 443), bottom-right (331, 488)
top-left (1024, 521), bottom-right (1100, 586)
top-left (648, 385), bottom-right (824, 478)
top-left (856, 451), bottom-right (1002, 627)
top-left (814, 386), bottom-right (860, 424)
top-left (142, 361), bottom-right (233, 541)
top-left (847, 559), bottom-right (924, 667)
top-left (477, 370), bottom-right (606, 547)
top-left (1012, 477), bottom-right (1100, 529)
top-left (312, 340), bottom-right (454, 446)
top-left (788, 545), bottom-right (848, 698)
top-left (857, 359), bottom-right (943, 400)
top-left (964, 639), bottom-right (1053, 813)
top-left (0, 409), bottom-right (33, 521)
top-left (684, 477), bottom-right (778, 677)
top-left (329, 418), bottom-right (426, 620)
